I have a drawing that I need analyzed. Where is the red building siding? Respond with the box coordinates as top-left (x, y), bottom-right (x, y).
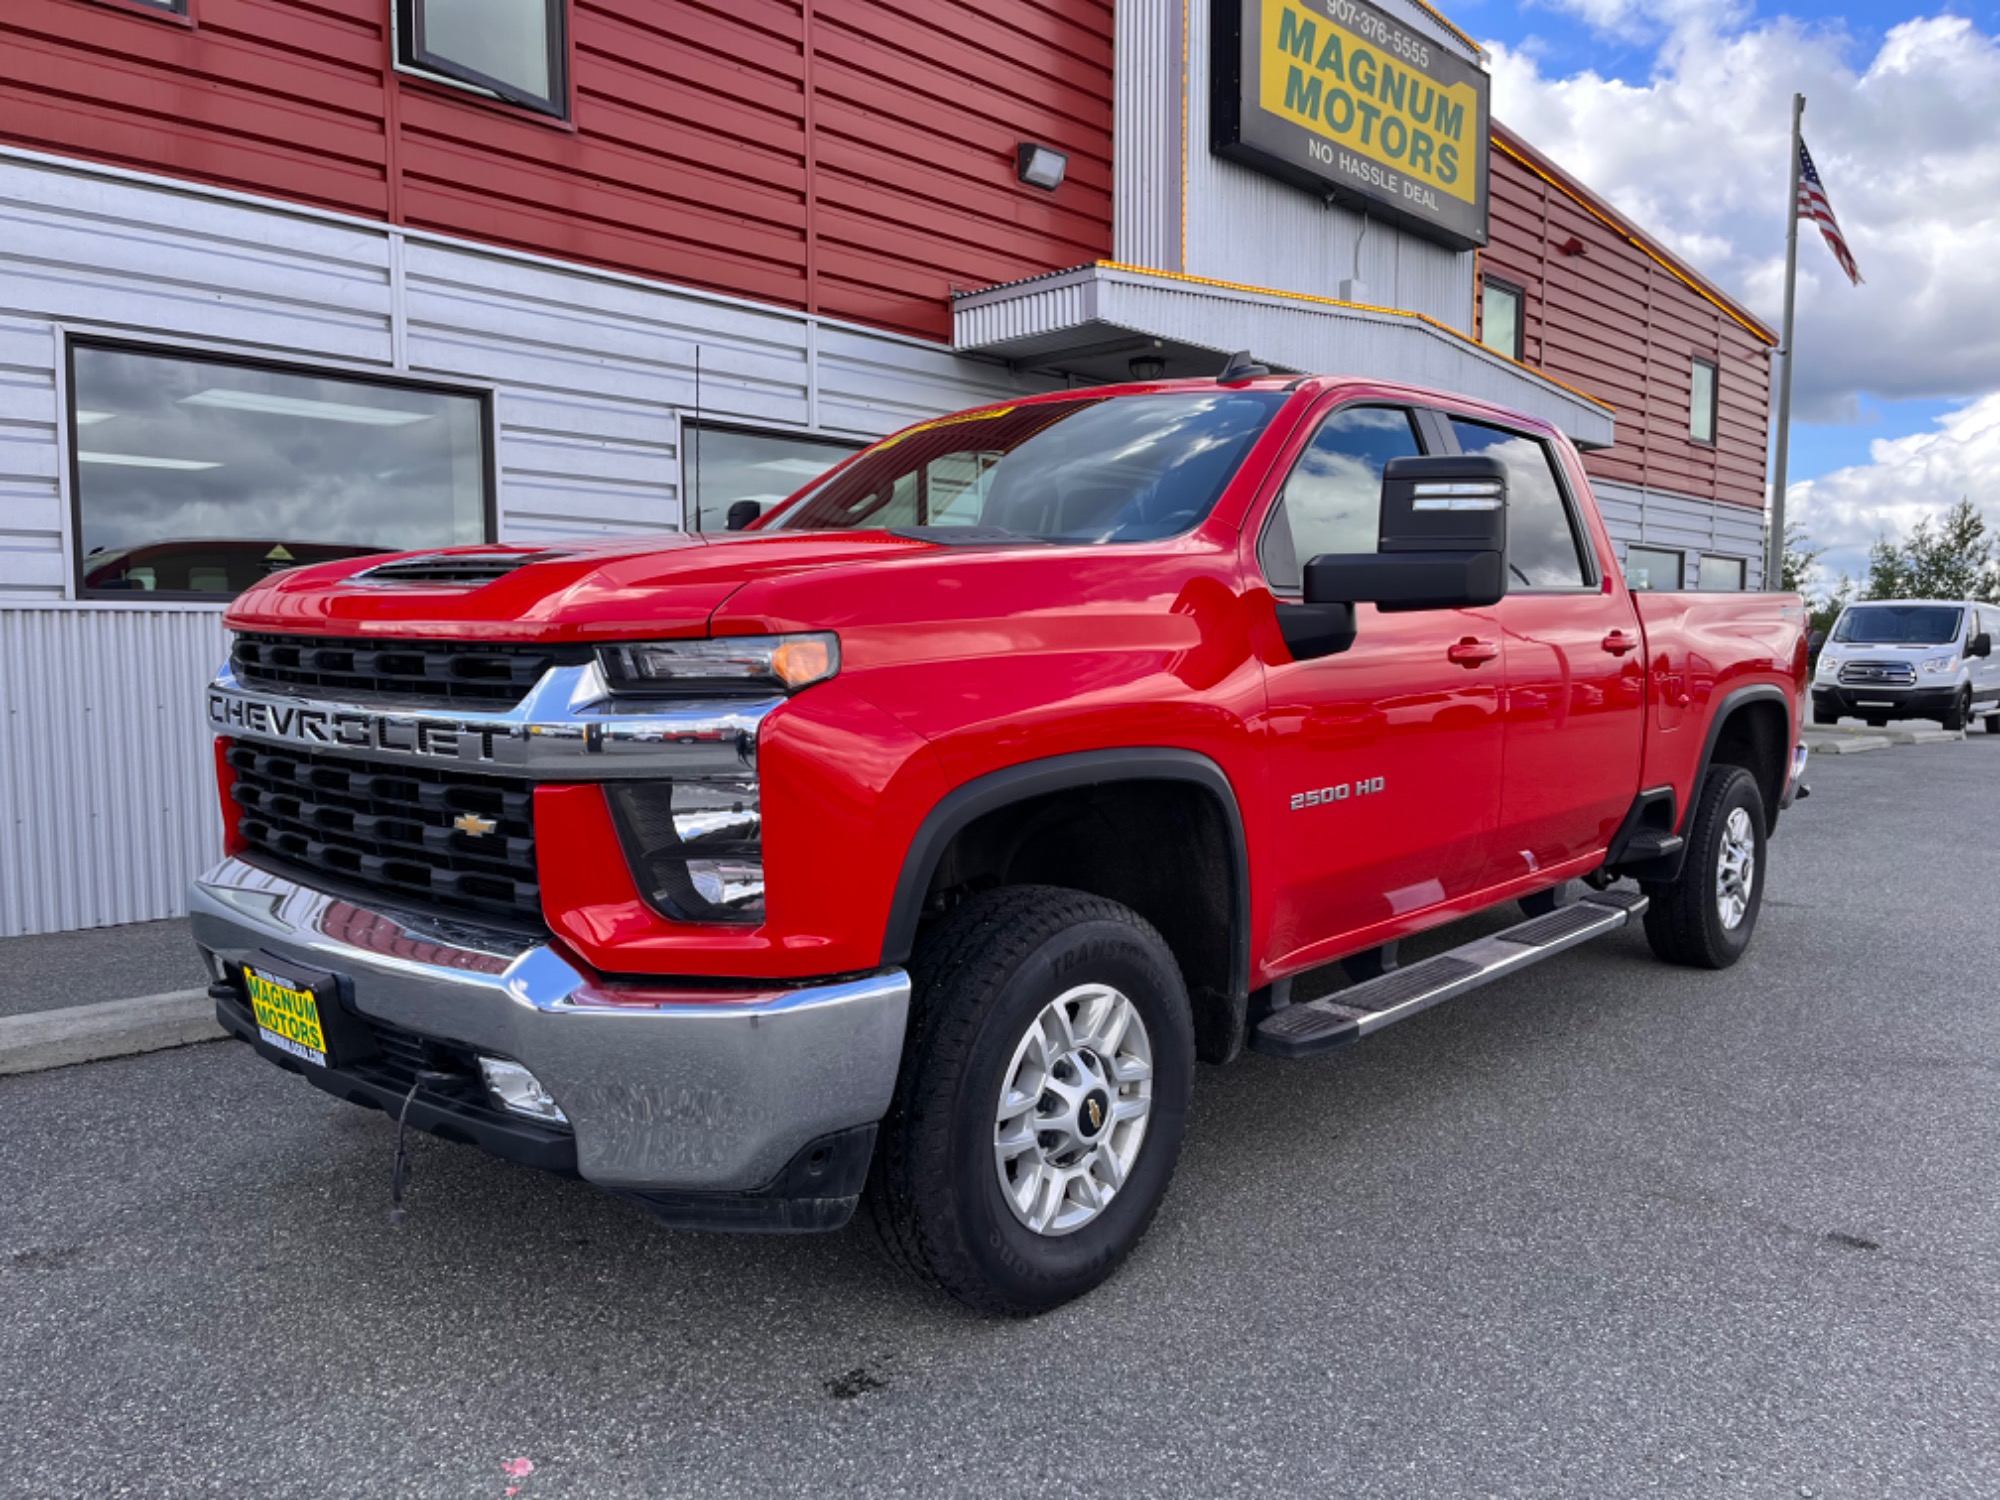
top-left (0, 0), bottom-right (1112, 342)
top-left (1480, 125), bottom-right (1774, 512)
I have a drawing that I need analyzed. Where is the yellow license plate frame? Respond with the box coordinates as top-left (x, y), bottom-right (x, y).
top-left (244, 964), bottom-right (332, 1068)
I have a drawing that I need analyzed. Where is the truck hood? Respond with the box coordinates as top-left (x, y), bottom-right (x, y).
top-left (222, 531), bottom-right (948, 641)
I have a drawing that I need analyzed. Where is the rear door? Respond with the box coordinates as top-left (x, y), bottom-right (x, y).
top-left (1441, 415), bottom-right (1646, 876)
top-left (1251, 402), bottom-right (1506, 963)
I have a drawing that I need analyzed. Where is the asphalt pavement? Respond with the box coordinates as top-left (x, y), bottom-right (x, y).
top-left (0, 917), bottom-right (210, 1019)
top-left (3, 738), bottom-right (1996, 1498)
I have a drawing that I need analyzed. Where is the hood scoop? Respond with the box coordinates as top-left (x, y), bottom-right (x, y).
top-left (350, 550), bottom-right (571, 587)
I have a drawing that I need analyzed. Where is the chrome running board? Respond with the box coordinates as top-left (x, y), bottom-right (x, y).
top-left (1250, 889), bottom-right (1649, 1060)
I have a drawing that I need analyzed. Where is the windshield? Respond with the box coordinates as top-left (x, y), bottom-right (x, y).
top-left (766, 391), bottom-right (1287, 542)
top-left (1831, 604), bottom-right (1964, 647)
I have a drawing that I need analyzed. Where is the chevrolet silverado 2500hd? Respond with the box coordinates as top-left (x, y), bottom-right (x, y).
top-left (191, 374), bottom-right (1810, 1314)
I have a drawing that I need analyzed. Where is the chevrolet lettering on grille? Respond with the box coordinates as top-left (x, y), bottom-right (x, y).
top-left (208, 689), bottom-right (513, 765)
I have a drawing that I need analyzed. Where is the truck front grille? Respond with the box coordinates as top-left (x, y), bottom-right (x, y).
top-left (1837, 660), bottom-right (1918, 687)
top-left (231, 632), bottom-right (590, 708)
top-left (226, 744), bottom-right (542, 927)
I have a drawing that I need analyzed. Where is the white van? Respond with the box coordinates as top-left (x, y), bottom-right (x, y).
top-left (1811, 599), bottom-right (2000, 732)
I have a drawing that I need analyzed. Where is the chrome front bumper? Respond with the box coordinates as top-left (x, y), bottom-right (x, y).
top-left (189, 857), bottom-right (910, 1194)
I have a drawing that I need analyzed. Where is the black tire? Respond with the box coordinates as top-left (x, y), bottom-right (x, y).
top-left (1641, 765), bottom-right (1767, 970)
top-left (866, 885), bottom-right (1195, 1316)
top-left (1811, 703), bottom-right (1839, 726)
top-left (1942, 690), bottom-right (1970, 732)
top-left (1985, 713), bottom-right (2000, 735)
top-left (1864, 714), bottom-right (1889, 729)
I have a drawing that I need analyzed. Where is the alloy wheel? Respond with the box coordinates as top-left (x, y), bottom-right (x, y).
top-left (993, 984), bottom-right (1154, 1237)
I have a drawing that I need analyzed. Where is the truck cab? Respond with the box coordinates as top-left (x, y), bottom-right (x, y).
top-left (1812, 599), bottom-right (2000, 732)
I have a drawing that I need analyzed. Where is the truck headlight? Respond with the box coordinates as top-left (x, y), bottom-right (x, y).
top-left (1921, 655), bottom-right (1958, 674)
top-left (598, 634), bottom-right (837, 697)
top-left (606, 779), bottom-right (764, 924)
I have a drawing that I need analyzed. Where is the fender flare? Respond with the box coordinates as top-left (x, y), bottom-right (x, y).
top-left (879, 748), bottom-right (1253, 1000)
top-left (1689, 683), bottom-right (1794, 831)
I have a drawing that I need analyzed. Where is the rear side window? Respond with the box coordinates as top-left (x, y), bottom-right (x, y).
top-left (1259, 406), bottom-right (1422, 593)
top-left (1446, 419), bottom-right (1591, 589)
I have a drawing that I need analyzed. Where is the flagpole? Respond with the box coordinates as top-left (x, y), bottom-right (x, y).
top-left (1767, 92), bottom-right (1805, 587)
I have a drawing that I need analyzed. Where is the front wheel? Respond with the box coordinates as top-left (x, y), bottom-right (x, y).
top-left (1640, 765), bottom-right (1767, 969)
top-left (1942, 689), bottom-right (1970, 732)
top-left (1811, 703), bottom-right (1839, 726)
top-left (867, 886), bottom-right (1195, 1316)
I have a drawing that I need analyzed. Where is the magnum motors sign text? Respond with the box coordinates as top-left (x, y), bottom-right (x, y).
top-left (1211, 0), bottom-right (1491, 251)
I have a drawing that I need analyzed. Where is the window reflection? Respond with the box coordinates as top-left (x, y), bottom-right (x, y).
top-left (71, 345), bottom-right (488, 597)
top-left (685, 426), bottom-right (862, 532)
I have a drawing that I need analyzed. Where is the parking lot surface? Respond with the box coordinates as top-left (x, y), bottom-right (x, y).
top-left (3, 739), bottom-right (1996, 1498)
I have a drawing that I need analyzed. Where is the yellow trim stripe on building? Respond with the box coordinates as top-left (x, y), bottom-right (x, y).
top-left (1092, 259), bottom-right (1617, 413)
top-left (1490, 136), bottom-right (1778, 348)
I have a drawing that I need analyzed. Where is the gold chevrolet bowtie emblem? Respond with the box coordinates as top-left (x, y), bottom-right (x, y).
top-left (1086, 1098), bottom-right (1103, 1131)
top-left (453, 812), bottom-right (499, 839)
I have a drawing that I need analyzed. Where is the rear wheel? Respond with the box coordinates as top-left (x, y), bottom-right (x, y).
top-left (1811, 703), bottom-right (1839, 726)
top-left (1864, 714), bottom-right (1889, 729)
top-left (1985, 712), bottom-right (2000, 735)
top-left (867, 886), bottom-right (1194, 1316)
top-left (1942, 689), bottom-right (1970, 732)
top-left (1641, 765), bottom-right (1767, 970)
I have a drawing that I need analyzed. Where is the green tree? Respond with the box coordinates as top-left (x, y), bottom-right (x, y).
top-left (1863, 498), bottom-right (1998, 602)
top-left (1778, 521), bottom-right (1821, 595)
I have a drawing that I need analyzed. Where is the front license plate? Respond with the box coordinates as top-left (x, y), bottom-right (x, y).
top-left (243, 964), bottom-right (332, 1068)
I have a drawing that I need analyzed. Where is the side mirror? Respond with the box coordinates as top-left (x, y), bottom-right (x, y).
top-left (724, 500), bottom-right (763, 532)
top-left (1807, 629), bottom-right (1827, 653)
top-left (1304, 455), bottom-right (1508, 613)
top-left (1970, 631), bottom-right (1993, 659)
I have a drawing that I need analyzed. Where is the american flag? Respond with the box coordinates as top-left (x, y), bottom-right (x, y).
top-left (1797, 140), bottom-right (1862, 285)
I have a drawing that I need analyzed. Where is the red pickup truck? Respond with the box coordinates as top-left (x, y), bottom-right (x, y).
top-left (191, 372), bottom-right (1809, 1313)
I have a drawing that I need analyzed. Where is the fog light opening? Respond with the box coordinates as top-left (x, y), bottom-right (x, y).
top-left (477, 1057), bottom-right (569, 1124)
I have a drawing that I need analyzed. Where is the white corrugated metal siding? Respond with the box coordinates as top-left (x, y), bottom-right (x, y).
top-left (0, 605), bottom-right (228, 937)
top-left (1174, 0), bottom-right (1477, 330)
top-left (1593, 477), bottom-right (1768, 589)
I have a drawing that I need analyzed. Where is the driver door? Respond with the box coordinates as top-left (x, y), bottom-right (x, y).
top-left (1252, 402), bottom-right (1506, 969)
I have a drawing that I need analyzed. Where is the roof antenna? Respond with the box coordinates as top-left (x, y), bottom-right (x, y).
top-left (691, 344), bottom-right (704, 532)
top-left (1217, 349), bottom-right (1270, 385)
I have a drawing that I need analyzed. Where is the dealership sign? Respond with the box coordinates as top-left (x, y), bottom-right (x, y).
top-left (1211, 0), bottom-right (1491, 251)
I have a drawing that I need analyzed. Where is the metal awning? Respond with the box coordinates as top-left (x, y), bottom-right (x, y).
top-left (953, 261), bottom-right (1616, 449)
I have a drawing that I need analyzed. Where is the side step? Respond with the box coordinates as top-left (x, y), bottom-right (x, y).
top-left (1250, 889), bottom-right (1649, 1060)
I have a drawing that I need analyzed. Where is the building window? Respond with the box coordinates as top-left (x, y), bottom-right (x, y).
top-left (396, 0), bottom-right (568, 119)
top-left (685, 426), bottom-right (861, 532)
top-left (1625, 545), bottom-right (1684, 592)
top-left (69, 343), bottom-right (491, 599)
top-left (1480, 277), bottom-right (1524, 361)
top-left (117, 0), bottom-right (188, 12)
top-left (1698, 554), bottom-right (1746, 591)
top-left (1690, 357), bottom-right (1718, 445)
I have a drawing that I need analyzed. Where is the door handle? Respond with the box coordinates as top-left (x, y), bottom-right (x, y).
top-left (1447, 638), bottom-right (1500, 668)
top-left (1601, 630), bottom-right (1640, 656)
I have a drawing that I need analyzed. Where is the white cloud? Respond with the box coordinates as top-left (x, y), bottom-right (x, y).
top-left (1787, 393), bottom-right (2000, 586)
top-left (1486, 12), bottom-right (2000, 421)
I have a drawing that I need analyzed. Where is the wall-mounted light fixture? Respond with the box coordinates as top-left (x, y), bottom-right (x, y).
top-left (1015, 143), bottom-right (1068, 191)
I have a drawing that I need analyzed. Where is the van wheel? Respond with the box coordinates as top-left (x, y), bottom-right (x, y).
top-left (866, 886), bottom-right (1194, 1316)
top-left (1863, 714), bottom-right (1889, 728)
top-left (1985, 713), bottom-right (2000, 734)
top-left (1942, 690), bottom-right (1970, 732)
top-left (1811, 704), bottom-right (1839, 726)
top-left (1640, 765), bottom-right (1766, 970)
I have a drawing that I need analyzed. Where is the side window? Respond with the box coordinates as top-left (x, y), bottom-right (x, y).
top-left (1259, 406), bottom-right (1423, 593)
top-left (1446, 418), bottom-right (1592, 589)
